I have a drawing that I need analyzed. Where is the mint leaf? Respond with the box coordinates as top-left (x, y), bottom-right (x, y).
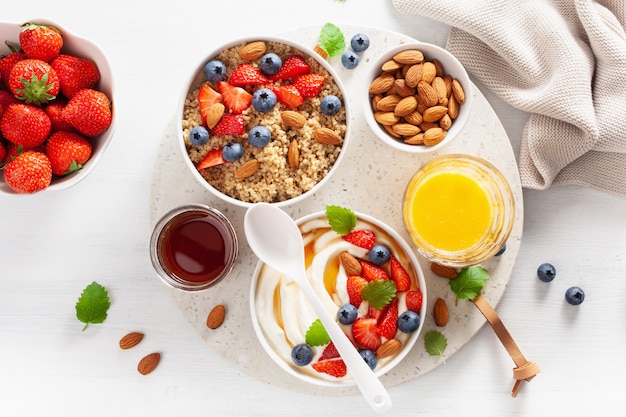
top-left (305, 319), bottom-right (330, 346)
top-left (361, 280), bottom-right (396, 310)
top-left (75, 281), bottom-right (111, 331)
top-left (325, 205), bottom-right (356, 235)
top-left (449, 266), bottom-right (489, 300)
top-left (318, 23), bottom-right (346, 58)
top-left (424, 330), bottom-right (447, 356)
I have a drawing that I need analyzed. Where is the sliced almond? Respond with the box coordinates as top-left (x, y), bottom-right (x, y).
top-left (313, 127), bottom-right (342, 145)
top-left (287, 139), bottom-right (299, 169)
top-left (238, 41), bottom-right (266, 60)
top-left (206, 304), bottom-right (226, 329)
top-left (377, 339), bottom-right (403, 358)
top-left (137, 352), bottom-right (160, 375)
top-left (235, 159), bottom-right (260, 179)
top-left (430, 262), bottom-right (458, 279)
top-left (119, 332), bottom-right (144, 350)
top-left (205, 103), bottom-right (225, 129)
top-left (339, 251), bottom-right (362, 276)
top-left (281, 110), bottom-right (306, 128)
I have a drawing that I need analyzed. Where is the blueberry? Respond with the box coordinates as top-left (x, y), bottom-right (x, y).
top-left (259, 53), bottom-right (282, 75)
top-left (359, 349), bottom-right (378, 370)
top-left (252, 88), bottom-right (277, 113)
top-left (221, 142), bottom-right (244, 162)
top-left (248, 125), bottom-right (271, 148)
top-left (320, 95), bottom-right (342, 116)
top-left (203, 60), bottom-right (227, 83)
top-left (397, 310), bottom-right (421, 333)
top-left (337, 303), bottom-right (358, 325)
top-left (494, 243), bottom-right (507, 256)
top-left (565, 286), bottom-right (585, 305)
top-left (350, 33), bottom-right (370, 53)
top-left (291, 343), bottom-right (313, 366)
top-left (369, 244), bottom-right (391, 265)
top-left (189, 126), bottom-right (209, 146)
top-left (341, 50), bottom-right (360, 70)
top-left (537, 263), bottom-right (556, 282)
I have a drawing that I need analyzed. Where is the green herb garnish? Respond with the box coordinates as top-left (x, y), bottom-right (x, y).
top-left (424, 330), bottom-right (448, 356)
top-left (325, 205), bottom-right (356, 235)
top-left (361, 280), bottom-right (397, 310)
top-left (318, 23), bottom-right (346, 58)
top-left (449, 266), bottom-right (489, 301)
top-left (75, 281), bottom-right (111, 331)
top-left (305, 319), bottom-right (330, 346)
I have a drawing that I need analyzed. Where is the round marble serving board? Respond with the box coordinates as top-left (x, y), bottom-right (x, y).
top-left (149, 25), bottom-right (524, 396)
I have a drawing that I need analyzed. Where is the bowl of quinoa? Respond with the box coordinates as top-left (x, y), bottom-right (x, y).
top-left (178, 36), bottom-right (350, 208)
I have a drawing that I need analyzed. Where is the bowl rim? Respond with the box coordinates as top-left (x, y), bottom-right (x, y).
top-left (248, 209), bottom-right (427, 387)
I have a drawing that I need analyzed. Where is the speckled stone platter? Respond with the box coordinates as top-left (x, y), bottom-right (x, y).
top-left (149, 25), bottom-right (523, 396)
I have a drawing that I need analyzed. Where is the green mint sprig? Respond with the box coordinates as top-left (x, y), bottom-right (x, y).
top-left (318, 23), bottom-right (346, 58)
top-left (325, 205), bottom-right (356, 236)
top-left (75, 281), bottom-right (111, 331)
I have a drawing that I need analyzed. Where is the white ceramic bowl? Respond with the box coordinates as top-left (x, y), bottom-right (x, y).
top-left (364, 41), bottom-right (472, 153)
top-left (177, 36), bottom-right (350, 208)
top-left (249, 210), bottom-right (427, 387)
top-left (0, 18), bottom-right (116, 195)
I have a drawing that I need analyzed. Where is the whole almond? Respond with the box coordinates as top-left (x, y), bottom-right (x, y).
top-left (207, 304), bottom-right (226, 329)
top-left (377, 94), bottom-right (402, 112)
top-left (383, 124), bottom-right (402, 138)
top-left (404, 63), bottom-right (423, 88)
top-left (369, 73), bottom-right (395, 95)
top-left (137, 352), bottom-right (160, 375)
top-left (394, 96), bottom-right (418, 117)
top-left (451, 79), bottom-right (465, 104)
top-left (423, 105), bottom-right (448, 123)
top-left (374, 111), bottom-right (400, 126)
top-left (393, 49), bottom-right (424, 65)
top-left (313, 127), bottom-right (342, 145)
top-left (448, 94), bottom-right (460, 119)
top-left (404, 133), bottom-right (424, 145)
top-left (434, 298), bottom-right (449, 327)
top-left (432, 58), bottom-right (444, 77)
top-left (381, 59), bottom-right (402, 73)
top-left (339, 251), bottom-right (362, 276)
top-left (238, 41), bottom-right (266, 60)
top-left (377, 339), bottom-right (403, 358)
top-left (432, 77), bottom-right (448, 103)
top-left (393, 79), bottom-right (415, 97)
top-left (287, 139), bottom-right (299, 169)
top-left (421, 61), bottom-right (437, 83)
top-left (281, 110), bottom-right (306, 128)
top-left (423, 127), bottom-right (447, 146)
top-left (392, 123), bottom-right (421, 137)
top-left (430, 262), bottom-right (458, 279)
top-left (417, 81), bottom-right (439, 107)
top-left (313, 44), bottom-right (328, 60)
top-left (119, 332), bottom-right (144, 350)
top-left (403, 111), bottom-right (424, 126)
top-left (205, 103), bottom-right (225, 129)
top-left (235, 159), bottom-right (260, 179)
top-left (440, 114), bottom-right (452, 130)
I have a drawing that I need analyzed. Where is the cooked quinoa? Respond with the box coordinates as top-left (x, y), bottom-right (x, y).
top-left (181, 41), bottom-right (347, 204)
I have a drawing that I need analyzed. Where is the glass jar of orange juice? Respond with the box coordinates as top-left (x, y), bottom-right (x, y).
top-left (403, 154), bottom-right (515, 267)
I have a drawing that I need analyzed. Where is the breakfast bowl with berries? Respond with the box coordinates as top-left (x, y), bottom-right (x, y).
top-left (249, 205), bottom-right (427, 387)
top-left (0, 19), bottom-right (115, 195)
top-left (178, 36), bottom-right (350, 208)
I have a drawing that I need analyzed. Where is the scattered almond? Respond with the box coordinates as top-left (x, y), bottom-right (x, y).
top-left (377, 339), bottom-right (403, 358)
top-left (137, 352), bottom-right (160, 375)
top-left (207, 304), bottom-right (226, 329)
top-left (430, 261), bottom-right (458, 279)
top-left (340, 251), bottom-right (362, 276)
top-left (313, 127), bottom-right (342, 145)
top-left (235, 159), bottom-right (260, 179)
top-left (205, 103), bottom-right (225, 129)
top-left (119, 332), bottom-right (144, 350)
top-left (238, 41), bottom-right (266, 61)
top-left (434, 298), bottom-right (449, 327)
top-left (281, 110), bottom-right (306, 128)
top-left (287, 139), bottom-right (299, 169)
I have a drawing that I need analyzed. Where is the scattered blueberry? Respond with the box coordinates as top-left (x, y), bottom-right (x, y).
top-left (537, 263), bottom-right (556, 282)
top-left (565, 286), bottom-right (585, 305)
top-left (189, 126), bottom-right (209, 146)
top-left (259, 53), bottom-right (282, 75)
top-left (252, 88), bottom-right (277, 113)
top-left (221, 142), bottom-right (244, 162)
top-left (369, 244), bottom-right (391, 265)
top-left (337, 303), bottom-right (358, 325)
top-left (350, 33), bottom-right (370, 53)
top-left (248, 125), bottom-right (272, 148)
top-left (291, 343), bottom-right (313, 366)
top-left (320, 95), bottom-right (342, 115)
top-left (494, 243), bottom-right (507, 256)
top-left (203, 60), bottom-right (227, 83)
top-left (341, 50), bottom-right (360, 70)
top-left (359, 349), bottom-right (378, 370)
top-left (397, 310), bottom-right (421, 333)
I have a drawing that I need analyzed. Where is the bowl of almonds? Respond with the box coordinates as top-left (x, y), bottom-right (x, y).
top-left (364, 41), bottom-right (472, 153)
top-left (178, 36), bottom-right (350, 208)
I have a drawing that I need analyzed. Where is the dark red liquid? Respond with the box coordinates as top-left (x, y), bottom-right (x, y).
top-left (160, 211), bottom-right (232, 284)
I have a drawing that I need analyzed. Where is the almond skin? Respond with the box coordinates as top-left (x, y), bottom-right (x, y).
top-left (430, 262), bottom-right (458, 279)
top-left (206, 304), bottom-right (226, 329)
top-left (377, 339), bottom-right (403, 358)
top-left (340, 251), bottom-right (362, 276)
top-left (119, 332), bottom-right (144, 350)
top-left (238, 41), bottom-right (266, 61)
top-left (287, 139), bottom-right (299, 169)
top-left (137, 352), bottom-right (160, 375)
top-left (205, 103), bottom-right (225, 129)
top-left (434, 298), bottom-right (449, 327)
top-left (369, 73), bottom-right (395, 94)
top-left (313, 127), bottom-right (342, 145)
top-left (235, 159), bottom-right (260, 179)
top-left (393, 49), bottom-right (424, 65)
top-left (281, 110), bottom-right (306, 128)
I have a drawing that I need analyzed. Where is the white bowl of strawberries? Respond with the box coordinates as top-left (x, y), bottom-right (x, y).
top-left (250, 205), bottom-right (427, 387)
top-left (0, 18), bottom-right (115, 194)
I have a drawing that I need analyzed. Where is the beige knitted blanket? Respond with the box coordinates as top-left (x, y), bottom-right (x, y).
top-left (392, 0), bottom-right (626, 197)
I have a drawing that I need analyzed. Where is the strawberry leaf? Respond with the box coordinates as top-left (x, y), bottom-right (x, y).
top-left (424, 330), bottom-right (447, 356)
top-left (318, 23), bottom-right (346, 58)
top-left (449, 266), bottom-right (489, 300)
top-left (75, 281), bottom-right (111, 331)
top-left (361, 280), bottom-right (396, 310)
top-left (305, 319), bottom-right (330, 346)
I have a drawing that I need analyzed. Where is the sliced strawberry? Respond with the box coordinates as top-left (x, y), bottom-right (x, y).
top-left (311, 358), bottom-right (347, 378)
top-left (389, 255), bottom-right (411, 292)
top-left (293, 73), bottom-right (325, 98)
top-left (359, 259), bottom-right (389, 281)
top-left (269, 55), bottom-right (310, 80)
top-left (352, 317), bottom-right (381, 351)
top-left (368, 305), bottom-right (383, 321)
top-left (405, 290), bottom-right (423, 313)
top-left (271, 84), bottom-right (304, 108)
top-left (198, 84), bottom-right (223, 124)
top-left (197, 148), bottom-right (226, 170)
top-left (228, 63), bottom-right (269, 86)
top-left (376, 298), bottom-right (398, 339)
top-left (346, 275), bottom-right (368, 307)
top-left (218, 81), bottom-right (252, 113)
top-left (318, 342), bottom-right (340, 361)
top-left (342, 229), bottom-right (376, 250)
top-left (210, 113), bottom-right (245, 136)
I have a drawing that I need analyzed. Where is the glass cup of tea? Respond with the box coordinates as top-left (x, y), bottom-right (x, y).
top-left (150, 204), bottom-right (238, 291)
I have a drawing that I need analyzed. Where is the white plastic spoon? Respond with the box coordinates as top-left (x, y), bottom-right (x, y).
top-left (244, 203), bottom-right (392, 414)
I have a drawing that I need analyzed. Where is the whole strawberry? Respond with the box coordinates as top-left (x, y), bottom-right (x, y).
top-left (45, 131), bottom-right (92, 176)
top-left (0, 103), bottom-right (52, 147)
top-left (61, 88), bottom-right (112, 137)
top-left (19, 23), bottom-right (63, 62)
top-left (44, 97), bottom-right (76, 133)
top-left (50, 54), bottom-right (100, 98)
top-left (0, 50), bottom-right (27, 90)
top-left (3, 150), bottom-right (52, 193)
top-left (8, 59), bottom-right (60, 105)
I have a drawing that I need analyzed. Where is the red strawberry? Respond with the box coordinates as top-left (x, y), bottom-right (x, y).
top-left (61, 88), bottom-right (112, 137)
top-left (49, 54), bottom-right (100, 98)
top-left (318, 342), bottom-right (340, 361)
top-left (389, 255), bottom-right (411, 292)
top-left (210, 113), bottom-right (245, 136)
top-left (45, 131), bottom-right (92, 176)
top-left (197, 84), bottom-right (223, 124)
top-left (0, 51), bottom-right (27, 90)
top-left (8, 59), bottom-right (60, 105)
top-left (352, 317), bottom-right (381, 351)
top-left (376, 298), bottom-right (399, 339)
top-left (311, 358), bottom-right (347, 378)
top-left (0, 88), bottom-right (21, 110)
top-left (405, 290), bottom-right (423, 313)
top-left (228, 63), bottom-right (269, 86)
top-left (368, 305), bottom-right (383, 321)
top-left (359, 259), bottom-right (390, 281)
top-left (271, 84), bottom-right (304, 108)
top-left (293, 73), bottom-right (325, 98)
top-left (0, 140), bottom-right (6, 162)
top-left (218, 81), bottom-right (251, 114)
top-left (44, 97), bottom-right (76, 133)
top-left (197, 148), bottom-right (226, 170)
top-left (342, 229), bottom-right (376, 250)
top-left (19, 23), bottom-right (63, 62)
top-left (269, 55), bottom-right (310, 80)
top-left (347, 275), bottom-right (368, 307)
top-left (2, 142), bottom-right (45, 163)
top-left (0, 103), bottom-right (51, 147)
top-left (3, 150), bottom-right (52, 193)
